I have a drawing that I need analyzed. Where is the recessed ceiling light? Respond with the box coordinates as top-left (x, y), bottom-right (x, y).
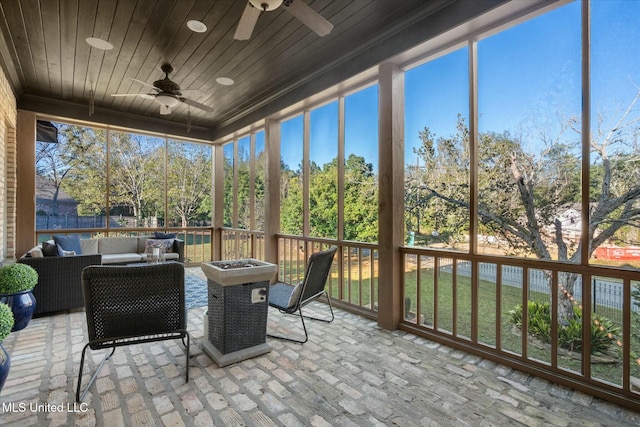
top-left (85, 37), bottom-right (113, 50)
top-left (216, 77), bottom-right (234, 86)
top-left (187, 20), bottom-right (207, 33)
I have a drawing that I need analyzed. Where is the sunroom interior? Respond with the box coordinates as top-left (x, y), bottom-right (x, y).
top-left (1, 0), bottom-right (640, 417)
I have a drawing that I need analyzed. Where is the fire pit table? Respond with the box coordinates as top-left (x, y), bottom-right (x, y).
top-left (200, 259), bottom-right (277, 367)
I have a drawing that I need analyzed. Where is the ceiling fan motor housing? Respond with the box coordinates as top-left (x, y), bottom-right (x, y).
top-left (154, 64), bottom-right (182, 95)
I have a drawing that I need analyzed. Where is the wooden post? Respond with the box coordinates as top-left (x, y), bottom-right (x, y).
top-left (16, 111), bottom-right (36, 258)
top-left (264, 118), bottom-right (281, 267)
top-left (212, 144), bottom-right (224, 260)
top-left (377, 63), bottom-right (404, 330)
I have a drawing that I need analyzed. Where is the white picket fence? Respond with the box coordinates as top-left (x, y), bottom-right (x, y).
top-left (434, 260), bottom-right (632, 323)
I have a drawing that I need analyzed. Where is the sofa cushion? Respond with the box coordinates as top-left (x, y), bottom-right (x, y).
top-left (54, 234), bottom-right (83, 254)
top-left (98, 237), bottom-right (139, 254)
top-left (101, 253), bottom-right (144, 264)
top-left (80, 239), bottom-right (99, 255)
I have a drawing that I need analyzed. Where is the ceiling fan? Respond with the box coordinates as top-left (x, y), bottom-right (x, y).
top-left (234, 0), bottom-right (333, 41)
top-left (111, 64), bottom-right (213, 115)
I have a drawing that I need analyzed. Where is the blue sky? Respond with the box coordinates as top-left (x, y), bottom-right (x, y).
top-left (279, 0), bottom-right (639, 170)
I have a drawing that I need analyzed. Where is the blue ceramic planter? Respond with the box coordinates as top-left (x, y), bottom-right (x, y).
top-left (0, 343), bottom-right (9, 392)
top-left (0, 291), bottom-right (36, 331)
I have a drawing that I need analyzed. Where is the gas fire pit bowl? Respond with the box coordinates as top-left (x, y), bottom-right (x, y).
top-left (201, 259), bottom-right (278, 286)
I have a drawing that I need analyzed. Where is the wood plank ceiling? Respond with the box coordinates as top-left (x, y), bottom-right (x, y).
top-left (0, 0), bottom-right (502, 140)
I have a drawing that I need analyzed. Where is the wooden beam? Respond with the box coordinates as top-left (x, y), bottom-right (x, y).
top-left (18, 95), bottom-right (213, 142)
top-left (377, 63), bottom-right (404, 330)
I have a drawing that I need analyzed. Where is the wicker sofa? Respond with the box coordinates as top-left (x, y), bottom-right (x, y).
top-left (19, 236), bottom-right (185, 315)
top-left (77, 236), bottom-right (184, 264)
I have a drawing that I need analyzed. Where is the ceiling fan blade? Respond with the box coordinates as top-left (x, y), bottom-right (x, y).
top-left (182, 97), bottom-right (214, 113)
top-left (126, 77), bottom-right (159, 91)
top-left (110, 93), bottom-right (146, 97)
top-left (234, 2), bottom-right (261, 40)
top-left (284, 0), bottom-right (333, 37)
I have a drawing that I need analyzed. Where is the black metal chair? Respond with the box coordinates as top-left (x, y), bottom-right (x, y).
top-left (267, 246), bottom-right (337, 344)
top-left (76, 263), bottom-right (190, 402)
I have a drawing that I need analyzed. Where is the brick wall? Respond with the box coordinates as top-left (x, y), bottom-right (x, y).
top-left (0, 66), bottom-right (18, 262)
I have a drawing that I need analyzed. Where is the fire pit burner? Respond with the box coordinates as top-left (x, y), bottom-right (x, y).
top-left (212, 261), bottom-right (260, 269)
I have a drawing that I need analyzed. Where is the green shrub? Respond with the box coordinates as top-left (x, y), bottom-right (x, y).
top-left (0, 302), bottom-right (14, 343)
top-left (508, 300), bottom-right (620, 354)
top-left (0, 263), bottom-right (38, 294)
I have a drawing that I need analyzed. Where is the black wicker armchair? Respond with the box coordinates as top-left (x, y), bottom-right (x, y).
top-left (76, 262), bottom-right (190, 402)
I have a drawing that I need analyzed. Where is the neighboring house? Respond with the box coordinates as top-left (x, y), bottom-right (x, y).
top-left (552, 204), bottom-right (640, 261)
top-left (35, 176), bottom-right (78, 217)
top-left (554, 206), bottom-right (581, 239)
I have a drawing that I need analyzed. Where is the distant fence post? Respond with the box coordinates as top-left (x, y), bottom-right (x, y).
top-left (592, 277), bottom-right (597, 314)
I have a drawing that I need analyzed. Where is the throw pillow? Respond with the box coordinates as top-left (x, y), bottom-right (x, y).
top-left (53, 234), bottom-right (83, 254)
top-left (145, 238), bottom-right (174, 253)
top-left (42, 241), bottom-right (60, 257)
top-left (154, 232), bottom-right (176, 239)
top-left (56, 245), bottom-right (76, 257)
top-left (25, 246), bottom-right (43, 258)
top-left (287, 281), bottom-right (304, 308)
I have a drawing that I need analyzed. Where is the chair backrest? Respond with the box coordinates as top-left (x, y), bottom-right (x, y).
top-left (297, 246), bottom-right (337, 307)
top-left (82, 263), bottom-right (185, 347)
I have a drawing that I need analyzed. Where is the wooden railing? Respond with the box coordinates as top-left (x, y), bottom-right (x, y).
top-left (220, 228), bottom-right (265, 261)
top-left (400, 246), bottom-right (640, 410)
top-left (35, 227), bottom-right (214, 266)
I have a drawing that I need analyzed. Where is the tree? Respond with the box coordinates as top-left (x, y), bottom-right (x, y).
top-left (167, 143), bottom-right (212, 227)
top-left (280, 160), bottom-right (303, 235)
top-left (279, 154), bottom-right (378, 242)
top-left (37, 124), bottom-right (108, 217)
top-left (409, 89), bottom-right (640, 324)
top-left (309, 159), bottom-right (338, 238)
top-left (108, 132), bottom-right (164, 226)
top-left (405, 118), bottom-right (470, 247)
top-left (223, 149), bottom-right (234, 227)
top-left (344, 154), bottom-right (378, 242)
top-left (237, 145), bottom-right (251, 229)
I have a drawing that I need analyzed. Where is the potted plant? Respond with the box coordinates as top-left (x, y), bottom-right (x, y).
top-left (0, 302), bottom-right (14, 392)
top-left (0, 263), bottom-right (38, 331)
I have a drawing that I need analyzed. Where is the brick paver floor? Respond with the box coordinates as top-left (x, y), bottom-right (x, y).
top-left (0, 268), bottom-right (639, 426)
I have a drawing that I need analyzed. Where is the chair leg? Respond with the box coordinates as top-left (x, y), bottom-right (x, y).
top-left (268, 292), bottom-right (334, 344)
top-left (184, 332), bottom-right (190, 383)
top-left (76, 344), bottom-right (116, 403)
top-left (301, 291), bottom-right (334, 323)
top-left (268, 308), bottom-right (309, 344)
